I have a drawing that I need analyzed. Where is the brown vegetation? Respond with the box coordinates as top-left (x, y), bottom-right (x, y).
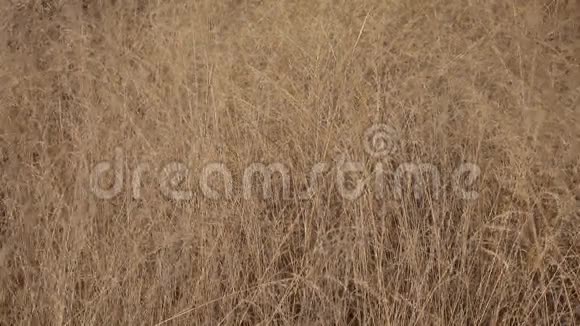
top-left (1, 0), bottom-right (579, 324)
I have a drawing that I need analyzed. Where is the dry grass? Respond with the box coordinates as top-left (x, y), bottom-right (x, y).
top-left (1, 0), bottom-right (580, 324)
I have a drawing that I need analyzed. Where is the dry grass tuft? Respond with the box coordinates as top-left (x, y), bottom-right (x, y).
top-left (1, 0), bottom-right (579, 324)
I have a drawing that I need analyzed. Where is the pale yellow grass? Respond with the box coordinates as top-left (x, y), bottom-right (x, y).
top-left (1, 0), bottom-right (579, 325)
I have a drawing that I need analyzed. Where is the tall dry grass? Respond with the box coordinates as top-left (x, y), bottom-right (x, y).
top-left (1, 0), bottom-right (579, 324)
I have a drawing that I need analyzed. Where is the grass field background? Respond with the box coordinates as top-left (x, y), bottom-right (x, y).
top-left (1, 0), bottom-right (579, 324)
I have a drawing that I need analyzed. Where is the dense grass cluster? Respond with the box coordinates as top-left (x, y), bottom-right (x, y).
top-left (1, 0), bottom-right (579, 324)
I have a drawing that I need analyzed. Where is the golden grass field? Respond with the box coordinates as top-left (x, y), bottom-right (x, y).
top-left (1, 0), bottom-right (579, 324)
